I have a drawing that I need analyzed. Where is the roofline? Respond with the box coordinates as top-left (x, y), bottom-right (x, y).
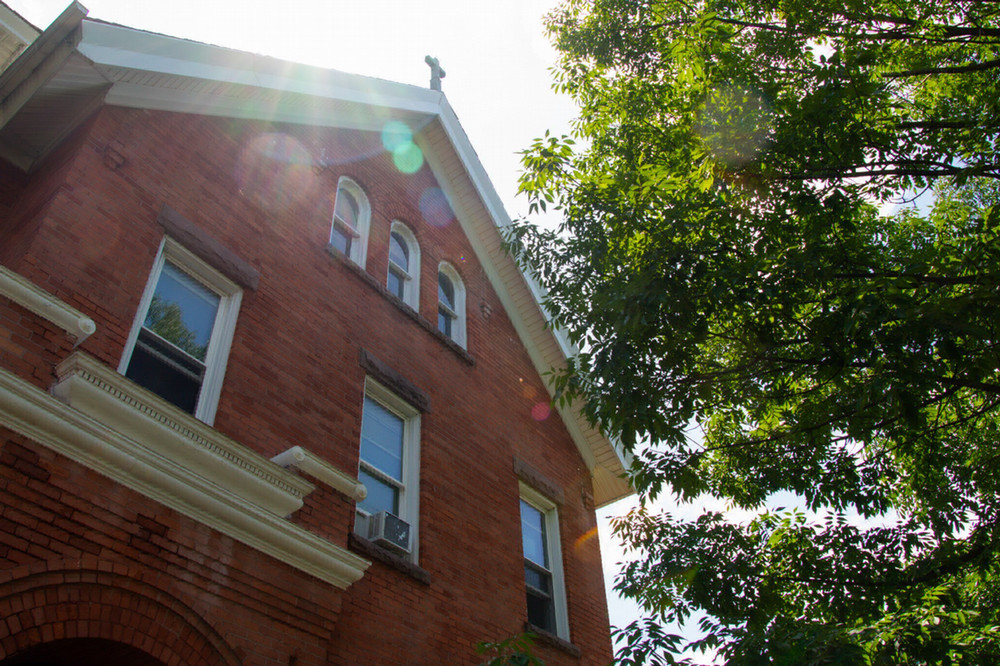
top-left (0, 2), bottom-right (86, 127)
top-left (1, 9), bottom-right (634, 505)
top-left (79, 19), bottom-right (444, 120)
top-left (0, 2), bottom-right (40, 43)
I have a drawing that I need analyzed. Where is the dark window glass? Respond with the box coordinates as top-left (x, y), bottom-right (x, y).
top-left (331, 187), bottom-right (360, 256)
top-left (330, 225), bottom-right (352, 255)
top-left (520, 499), bottom-right (557, 633)
top-left (438, 272), bottom-right (456, 336)
top-left (389, 231), bottom-right (408, 271)
top-left (125, 261), bottom-right (220, 414)
top-left (438, 273), bottom-right (454, 310)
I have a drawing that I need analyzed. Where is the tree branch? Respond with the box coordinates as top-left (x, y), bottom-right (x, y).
top-left (884, 58), bottom-right (1000, 78)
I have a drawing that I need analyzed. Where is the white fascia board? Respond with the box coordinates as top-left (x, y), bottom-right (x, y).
top-left (420, 111), bottom-right (632, 501)
top-left (78, 20), bottom-right (442, 118)
top-left (418, 118), bottom-right (603, 475)
top-left (433, 102), bottom-right (578, 358)
top-left (0, 4), bottom-right (40, 44)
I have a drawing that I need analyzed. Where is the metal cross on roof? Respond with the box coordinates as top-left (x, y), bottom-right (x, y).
top-left (424, 55), bottom-right (446, 91)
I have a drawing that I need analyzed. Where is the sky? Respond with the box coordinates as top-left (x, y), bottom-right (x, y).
top-left (6, 0), bottom-right (649, 646)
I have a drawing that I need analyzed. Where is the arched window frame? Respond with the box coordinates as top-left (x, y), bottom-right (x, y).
top-left (437, 261), bottom-right (466, 348)
top-left (386, 221), bottom-right (421, 309)
top-left (330, 176), bottom-right (371, 268)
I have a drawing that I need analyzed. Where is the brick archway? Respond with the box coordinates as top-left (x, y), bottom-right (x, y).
top-left (0, 563), bottom-right (241, 666)
top-left (0, 637), bottom-right (166, 666)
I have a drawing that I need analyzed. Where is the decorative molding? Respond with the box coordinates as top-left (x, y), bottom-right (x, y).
top-left (0, 265), bottom-right (96, 344)
top-left (0, 352), bottom-right (371, 589)
top-left (53, 351), bottom-right (311, 514)
top-left (513, 456), bottom-right (565, 506)
top-left (158, 205), bottom-right (260, 290)
top-left (358, 349), bottom-right (431, 413)
top-left (271, 446), bottom-right (367, 501)
top-left (0, 358), bottom-right (370, 588)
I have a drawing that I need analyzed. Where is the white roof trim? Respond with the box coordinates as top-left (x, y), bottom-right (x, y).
top-left (80, 20), bottom-right (443, 117)
top-left (3, 14), bottom-right (633, 505)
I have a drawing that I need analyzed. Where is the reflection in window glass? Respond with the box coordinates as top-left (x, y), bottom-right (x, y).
top-left (520, 500), bottom-right (547, 566)
top-left (360, 398), bottom-right (404, 479)
top-left (144, 262), bottom-right (219, 360)
top-left (126, 261), bottom-right (222, 414)
top-left (358, 468), bottom-right (399, 516)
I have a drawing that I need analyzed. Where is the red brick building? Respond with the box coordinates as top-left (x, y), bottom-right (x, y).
top-left (0, 3), bottom-right (631, 665)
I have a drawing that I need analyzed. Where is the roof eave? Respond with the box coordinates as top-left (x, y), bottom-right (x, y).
top-left (0, 1), bottom-right (87, 129)
top-left (0, 13), bottom-right (634, 505)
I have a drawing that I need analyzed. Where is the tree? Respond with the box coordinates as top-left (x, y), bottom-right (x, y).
top-left (476, 633), bottom-right (545, 666)
top-left (507, 1), bottom-right (1000, 662)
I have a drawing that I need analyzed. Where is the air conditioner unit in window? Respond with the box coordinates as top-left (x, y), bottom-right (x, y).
top-left (368, 511), bottom-right (411, 554)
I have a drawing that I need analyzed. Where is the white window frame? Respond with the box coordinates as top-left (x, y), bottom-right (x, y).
top-left (118, 237), bottom-right (243, 426)
top-left (330, 176), bottom-right (371, 268)
top-left (386, 220), bottom-right (420, 309)
top-left (520, 482), bottom-right (570, 641)
top-left (356, 377), bottom-right (422, 561)
top-left (437, 261), bottom-right (466, 348)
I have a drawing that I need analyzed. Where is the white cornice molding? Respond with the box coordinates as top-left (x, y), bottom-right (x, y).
top-left (0, 352), bottom-right (371, 588)
top-left (272, 446), bottom-right (367, 502)
top-left (0, 265), bottom-right (96, 344)
top-left (52, 352), bottom-right (313, 515)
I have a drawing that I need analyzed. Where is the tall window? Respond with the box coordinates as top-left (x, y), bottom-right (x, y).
top-left (520, 484), bottom-right (569, 639)
top-left (330, 177), bottom-right (370, 267)
top-left (120, 238), bottom-right (242, 425)
top-left (356, 379), bottom-right (421, 559)
top-left (437, 262), bottom-right (466, 347)
top-left (386, 221), bottom-right (420, 309)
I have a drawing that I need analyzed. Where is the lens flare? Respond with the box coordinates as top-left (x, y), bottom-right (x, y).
top-left (236, 133), bottom-right (315, 214)
top-left (574, 526), bottom-right (599, 550)
top-left (419, 187), bottom-right (455, 228)
top-left (381, 121), bottom-right (413, 152)
top-left (531, 402), bottom-right (551, 421)
top-left (393, 142), bottom-right (424, 174)
top-left (696, 85), bottom-right (771, 169)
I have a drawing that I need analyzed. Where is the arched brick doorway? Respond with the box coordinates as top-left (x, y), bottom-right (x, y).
top-left (0, 638), bottom-right (165, 666)
top-left (0, 564), bottom-right (241, 666)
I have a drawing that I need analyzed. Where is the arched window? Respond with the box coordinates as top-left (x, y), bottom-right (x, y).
top-left (330, 177), bottom-right (370, 267)
top-left (437, 262), bottom-right (466, 348)
top-left (386, 221), bottom-right (420, 309)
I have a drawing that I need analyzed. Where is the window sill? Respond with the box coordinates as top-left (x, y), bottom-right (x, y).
top-left (326, 245), bottom-right (475, 366)
top-left (524, 623), bottom-right (581, 659)
top-left (348, 532), bottom-right (431, 585)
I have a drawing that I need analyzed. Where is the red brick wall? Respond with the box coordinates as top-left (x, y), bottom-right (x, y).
top-left (0, 106), bottom-right (613, 665)
top-left (0, 431), bottom-right (339, 666)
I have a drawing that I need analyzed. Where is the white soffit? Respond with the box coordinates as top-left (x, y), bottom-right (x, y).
top-left (78, 20), bottom-right (442, 133)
